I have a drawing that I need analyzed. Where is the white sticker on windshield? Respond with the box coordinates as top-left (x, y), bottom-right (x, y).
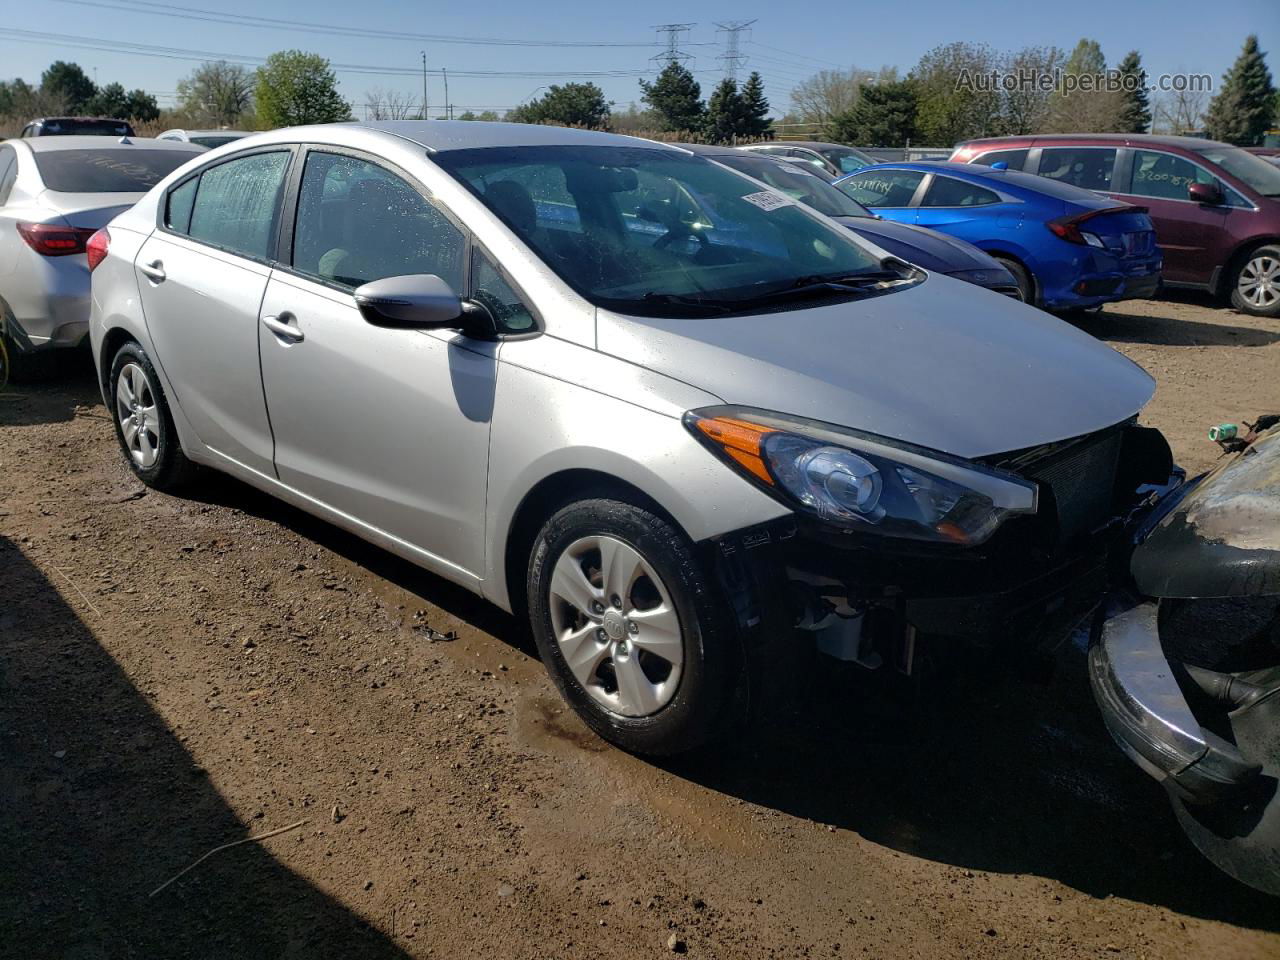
top-left (740, 190), bottom-right (795, 211)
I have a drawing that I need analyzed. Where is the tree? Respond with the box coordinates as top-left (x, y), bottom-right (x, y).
top-left (254, 50), bottom-right (351, 128)
top-left (999, 45), bottom-right (1064, 134)
top-left (40, 61), bottom-right (96, 113)
top-left (123, 89), bottom-right (159, 122)
top-left (738, 71), bottom-right (771, 138)
top-left (1048, 38), bottom-right (1120, 132)
top-left (639, 62), bottom-right (704, 133)
top-left (0, 79), bottom-right (36, 116)
top-left (1153, 87), bottom-right (1209, 134)
top-left (1206, 35), bottom-right (1277, 145)
top-left (830, 80), bottom-right (917, 146)
top-left (507, 82), bottom-right (610, 128)
top-left (703, 78), bottom-right (744, 143)
top-left (86, 82), bottom-right (128, 119)
top-left (1114, 50), bottom-right (1152, 133)
top-left (177, 61), bottom-right (254, 127)
top-left (790, 68), bottom-right (860, 129)
top-left (911, 42), bottom-right (1000, 145)
top-left (363, 87), bottom-right (416, 120)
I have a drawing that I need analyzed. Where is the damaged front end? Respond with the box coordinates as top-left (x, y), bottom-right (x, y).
top-left (1090, 419), bottom-right (1280, 895)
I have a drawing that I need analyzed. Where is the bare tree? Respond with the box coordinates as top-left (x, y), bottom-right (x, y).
top-left (364, 87), bottom-right (418, 121)
top-left (1153, 87), bottom-right (1209, 134)
top-left (790, 67), bottom-right (885, 131)
top-left (176, 61), bottom-right (253, 127)
top-left (1000, 46), bottom-right (1065, 134)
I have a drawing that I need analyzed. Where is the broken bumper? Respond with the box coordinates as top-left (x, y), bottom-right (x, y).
top-left (1088, 599), bottom-right (1261, 804)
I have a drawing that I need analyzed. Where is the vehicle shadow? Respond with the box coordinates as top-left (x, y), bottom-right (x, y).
top-left (0, 351), bottom-right (102, 427)
top-left (661, 644), bottom-right (1280, 931)
top-left (1067, 290), bottom-right (1280, 347)
top-left (0, 535), bottom-right (414, 959)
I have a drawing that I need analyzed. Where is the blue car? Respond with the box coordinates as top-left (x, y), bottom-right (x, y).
top-left (833, 161), bottom-right (1163, 310)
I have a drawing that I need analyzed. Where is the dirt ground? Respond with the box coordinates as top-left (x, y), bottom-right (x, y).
top-left (1, 291), bottom-right (1278, 960)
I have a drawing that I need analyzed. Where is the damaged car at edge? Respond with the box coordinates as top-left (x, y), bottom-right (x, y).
top-left (1092, 418), bottom-right (1280, 895)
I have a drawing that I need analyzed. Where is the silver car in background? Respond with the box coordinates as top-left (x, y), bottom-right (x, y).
top-left (89, 122), bottom-right (1178, 755)
top-left (158, 129), bottom-right (252, 149)
top-left (0, 135), bottom-right (203, 374)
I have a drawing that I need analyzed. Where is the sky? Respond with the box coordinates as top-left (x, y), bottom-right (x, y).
top-left (0, 0), bottom-right (1276, 121)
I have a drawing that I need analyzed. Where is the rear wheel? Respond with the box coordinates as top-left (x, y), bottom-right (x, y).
top-left (108, 341), bottom-right (197, 491)
top-left (992, 256), bottom-right (1034, 305)
top-left (527, 498), bottom-right (740, 755)
top-left (1229, 244), bottom-right (1280, 317)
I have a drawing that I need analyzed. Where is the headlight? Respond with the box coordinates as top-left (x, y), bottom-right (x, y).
top-left (685, 407), bottom-right (1037, 545)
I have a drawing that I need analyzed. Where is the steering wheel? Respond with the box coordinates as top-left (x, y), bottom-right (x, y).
top-left (654, 223), bottom-right (708, 251)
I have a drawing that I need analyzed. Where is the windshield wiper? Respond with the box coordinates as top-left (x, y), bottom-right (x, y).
top-left (639, 291), bottom-right (734, 315)
top-left (749, 269), bottom-right (913, 302)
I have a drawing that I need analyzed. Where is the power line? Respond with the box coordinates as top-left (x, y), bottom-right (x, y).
top-left (714, 20), bottom-right (755, 81)
top-left (650, 23), bottom-right (695, 69)
top-left (46, 0), bottom-right (674, 49)
top-left (747, 40), bottom-right (846, 69)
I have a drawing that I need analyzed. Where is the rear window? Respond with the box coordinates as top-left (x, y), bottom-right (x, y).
top-left (37, 118), bottom-right (134, 137)
top-left (190, 135), bottom-right (243, 149)
top-left (34, 149), bottom-right (196, 193)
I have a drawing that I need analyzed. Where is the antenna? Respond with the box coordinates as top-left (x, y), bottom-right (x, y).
top-left (650, 23), bottom-right (695, 69)
top-left (714, 20), bottom-right (756, 81)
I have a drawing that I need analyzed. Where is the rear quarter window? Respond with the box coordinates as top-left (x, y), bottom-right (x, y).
top-left (34, 149), bottom-right (197, 192)
top-left (971, 149), bottom-right (1028, 170)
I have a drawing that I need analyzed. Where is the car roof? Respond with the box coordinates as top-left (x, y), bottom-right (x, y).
top-left (847, 160), bottom-right (1121, 207)
top-left (959, 132), bottom-right (1234, 152)
top-left (358, 120), bottom-right (684, 153)
top-left (675, 142), bottom-right (737, 156)
top-left (14, 135), bottom-right (207, 154)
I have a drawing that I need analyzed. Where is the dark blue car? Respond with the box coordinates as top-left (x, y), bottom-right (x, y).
top-left (833, 161), bottom-right (1163, 310)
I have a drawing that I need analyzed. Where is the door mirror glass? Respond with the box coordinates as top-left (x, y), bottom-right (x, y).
top-left (354, 274), bottom-right (463, 328)
top-left (1188, 181), bottom-right (1224, 205)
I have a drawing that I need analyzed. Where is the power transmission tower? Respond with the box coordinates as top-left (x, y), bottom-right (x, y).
top-left (650, 23), bottom-right (695, 69)
top-left (714, 20), bottom-right (756, 81)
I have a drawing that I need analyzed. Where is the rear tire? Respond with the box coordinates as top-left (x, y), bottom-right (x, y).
top-left (527, 498), bottom-right (740, 755)
top-left (992, 256), bottom-right (1035, 305)
top-left (108, 341), bottom-right (197, 492)
top-left (1229, 244), bottom-right (1280, 317)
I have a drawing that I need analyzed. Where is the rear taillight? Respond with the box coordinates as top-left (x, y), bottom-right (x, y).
top-left (1045, 217), bottom-right (1089, 245)
top-left (16, 221), bottom-right (97, 257)
top-left (86, 228), bottom-right (111, 272)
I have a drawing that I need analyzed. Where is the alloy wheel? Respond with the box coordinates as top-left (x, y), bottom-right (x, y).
top-left (1238, 253), bottom-right (1279, 309)
top-left (547, 534), bottom-right (684, 717)
top-left (115, 362), bottom-right (161, 468)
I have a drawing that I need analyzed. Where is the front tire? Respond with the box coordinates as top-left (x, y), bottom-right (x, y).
top-left (1229, 244), bottom-right (1280, 317)
top-left (527, 498), bottom-right (740, 755)
top-left (108, 341), bottom-right (197, 491)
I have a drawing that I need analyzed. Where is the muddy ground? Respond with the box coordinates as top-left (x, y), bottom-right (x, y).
top-left (1, 292), bottom-right (1278, 959)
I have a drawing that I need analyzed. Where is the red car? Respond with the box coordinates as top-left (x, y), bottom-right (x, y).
top-left (951, 134), bottom-right (1280, 316)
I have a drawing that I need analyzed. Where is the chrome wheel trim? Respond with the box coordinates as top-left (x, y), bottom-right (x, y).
top-left (115, 362), bottom-right (161, 469)
top-left (1238, 254), bottom-right (1279, 309)
top-left (547, 534), bottom-right (684, 718)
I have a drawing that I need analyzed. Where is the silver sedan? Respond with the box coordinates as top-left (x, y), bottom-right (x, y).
top-left (0, 135), bottom-right (203, 376)
top-left (90, 121), bottom-right (1171, 754)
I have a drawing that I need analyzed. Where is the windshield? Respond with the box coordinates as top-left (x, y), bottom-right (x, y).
top-left (34, 149), bottom-right (196, 192)
top-left (434, 144), bottom-right (897, 317)
top-left (817, 145), bottom-right (878, 173)
top-left (1194, 144), bottom-right (1280, 197)
top-left (714, 154), bottom-right (871, 219)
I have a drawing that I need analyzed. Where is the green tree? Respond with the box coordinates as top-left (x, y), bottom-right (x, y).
top-left (738, 71), bottom-right (772, 138)
top-left (1114, 50), bottom-right (1151, 133)
top-left (86, 81), bottom-right (128, 118)
top-left (1049, 38), bottom-right (1119, 131)
top-left (830, 79), bottom-right (917, 146)
top-left (0, 79), bottom-right (35, 116)
top-left (1206, 35), bottom-right (1277, 145)
top-left (40, 60), bottom-right (96, 113)
top-left (254, 50), bottom-right (350, 128)
top-left (123, 89), bottom-right (159, 122)
top-left (178, 61), bottom-right (254, 127)
top-left (703, 78), bottom-right (744, 143)
top-left (506, 82), bottom-right (610, 128)
top-left (911, 42), bottom-right (1000, 145)
top-left (639, 62), bottom-right (704, 133)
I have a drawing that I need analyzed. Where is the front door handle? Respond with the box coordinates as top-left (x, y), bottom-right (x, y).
top-left (138, 260), bottom-right (165, 283)
top-left (262, 312), bottom-right (304, 343)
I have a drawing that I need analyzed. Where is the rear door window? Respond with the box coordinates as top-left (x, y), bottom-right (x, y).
top-left (1036, 148), bottom-right (1116, 191)
top-left (1127, 149), bottom-right (1215, 200)
top-left (33, 149), bottom-right (197, 193)
top-left (187, 151), bottom-right (290, 261)
top-left (972, 149), bottom-right (1028, 170)
top-left (290, 150), bottom-right (466, 290)
top-left (838, 169), bottom-right (925, 207)
top-left (921, 175), bottom-right (1000, 207)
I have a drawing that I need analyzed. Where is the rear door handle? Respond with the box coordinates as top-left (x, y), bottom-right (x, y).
top-left (138, 260), bottom-right (165, 283)
top-left (262, 312), bottom-right (304, 343)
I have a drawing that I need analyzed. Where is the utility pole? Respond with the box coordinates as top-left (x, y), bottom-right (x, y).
top-left (714, 20), bottom-right (755, 81)
top-left (420, 51), bottom-right (429, 120)
top-left (650, 23), bottom-right (695, 70)
top-left (442, 68), bottom-right (450, 120)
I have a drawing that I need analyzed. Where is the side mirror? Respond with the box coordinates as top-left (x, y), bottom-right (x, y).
top-left (1188, 181), bottom-right (1223, 205)
top-left (354, 274), bottom-right (464, 329)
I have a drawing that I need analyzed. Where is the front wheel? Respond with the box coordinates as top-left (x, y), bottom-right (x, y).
top-left (1229, 244), bottom-right (1280, 317)
top-left (526, 498), bottom-right (740, 755)
top-left (992, 256), bottom-right (1034, 305)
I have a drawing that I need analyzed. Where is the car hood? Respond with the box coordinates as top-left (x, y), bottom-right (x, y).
top-left (38, 190), bottom-right (145, 229)
top-left (596, 273), bottom-right (1155, 460)
top-left (834, 216), bottom-right (1005, 275)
